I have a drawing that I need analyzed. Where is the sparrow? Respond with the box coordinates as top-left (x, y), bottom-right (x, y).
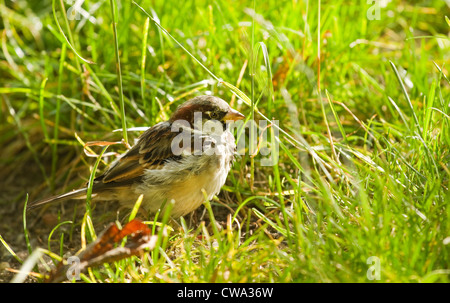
top-left (28, 95), bottom-right (245, 218)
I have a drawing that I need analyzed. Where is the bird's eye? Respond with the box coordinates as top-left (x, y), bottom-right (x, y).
top-left (210, 112), bottom-right (219, 119)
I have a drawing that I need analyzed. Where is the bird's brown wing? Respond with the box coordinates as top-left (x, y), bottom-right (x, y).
top-left (27, 122), bottom-right (183, 210)
top-left (96, 121), bottom-right (186, 186)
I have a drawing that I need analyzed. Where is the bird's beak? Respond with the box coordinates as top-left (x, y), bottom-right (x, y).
top-left (224, 108), bottom-right (245, 121)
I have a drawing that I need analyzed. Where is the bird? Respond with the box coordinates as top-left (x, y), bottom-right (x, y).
top-left (28, 95), bottom-right (245, 218)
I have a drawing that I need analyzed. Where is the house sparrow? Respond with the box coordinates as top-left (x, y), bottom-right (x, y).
top-left (28, 95), bottom-right (245, 218)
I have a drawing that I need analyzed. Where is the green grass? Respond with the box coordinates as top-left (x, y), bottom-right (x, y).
top-left (0, 0), bottom-right (449, 282)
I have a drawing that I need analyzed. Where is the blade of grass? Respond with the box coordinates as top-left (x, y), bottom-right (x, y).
top-left (250, 0), bottom-right (256, 190)
top-left (140, 17), bottom-right (150, 118)
top-left (85, 145), bottom-right (109, 217)
top-left (128, 194), bottom-right (144, 222)
top-left (22, 194), bottom-right (39, 275)
top-left (252, 208), bottom-right (289, 237)
top-left (423, 79), bottom-right (436, 142)
top-left (152, 199), bottom-right (175, 266)
top-left (110, 0), bottom-right (128, 145)
top-left (133, 1), bottom-right (221, 82)
top-left (0, 235), bottom-right (23, 264)
top-left (390, 61), bottom-right (439, 176)
top-left (271, 133), bottom-right (292, 245)
top-left (52, 0), bottom-right (94, 65)
top-left (150, 7), bottom-right (168, 102)
top-left (389, 61), bottom-right (421, 130)
top-left (51, 42), bottom-right (67, 191)
top-left (83, 64), bottom-right (121, 116)
top-left (202, 190), bottom-right (222, 244)
top-left (47, 221), bottom-right (73, 257)
top-left (38, 77), bottom-right (49, 141)
top-left (325, 90), bottom-right (347, 144)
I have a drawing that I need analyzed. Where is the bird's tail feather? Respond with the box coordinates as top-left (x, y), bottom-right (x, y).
top-left (27, 188), bottom-right (89, 211)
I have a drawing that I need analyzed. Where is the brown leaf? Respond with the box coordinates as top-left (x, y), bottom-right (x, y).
top-left (47, 219), bottom-right (156, 283)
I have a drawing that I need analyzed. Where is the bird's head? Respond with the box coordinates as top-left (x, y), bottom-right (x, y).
top-left (169, 95), bottom-right (245, 130)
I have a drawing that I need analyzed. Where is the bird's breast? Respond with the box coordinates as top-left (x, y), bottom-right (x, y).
top-left (134, 130), bottom-right (236, 217)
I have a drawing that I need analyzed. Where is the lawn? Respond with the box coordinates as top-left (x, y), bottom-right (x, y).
top-left (0, 0), bottom-right (449, 283)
